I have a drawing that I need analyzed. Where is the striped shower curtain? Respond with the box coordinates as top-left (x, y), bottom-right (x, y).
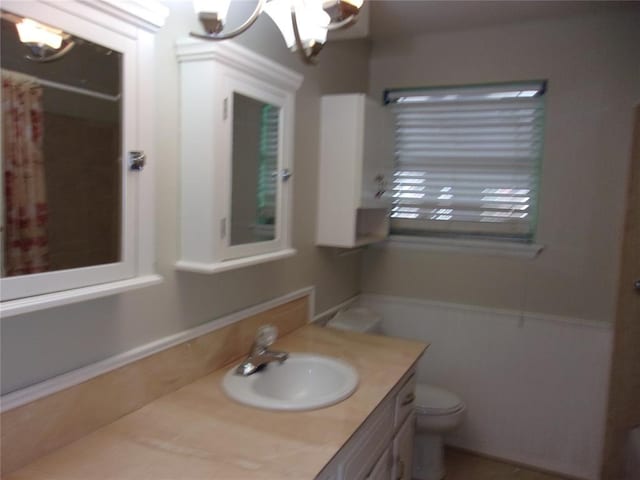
top-left (2, 70), bottom-right (49, 276)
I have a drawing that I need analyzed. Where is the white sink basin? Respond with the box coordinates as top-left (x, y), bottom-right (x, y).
top-left (222, 353), bottom-right (359, 411)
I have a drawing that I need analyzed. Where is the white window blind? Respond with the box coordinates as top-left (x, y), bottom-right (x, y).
top-left (386, 82), bottom-right (545, 240)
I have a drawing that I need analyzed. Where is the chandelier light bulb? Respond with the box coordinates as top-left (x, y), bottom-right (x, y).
top-left (16, 19), bottom-right (63, 50)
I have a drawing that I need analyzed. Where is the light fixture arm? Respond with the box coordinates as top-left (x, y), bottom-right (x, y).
top-left (291, 9), bottom-right (320, 65)
top-left (190, 0), bottom-right (266, 41)
top-left (324, 0), bottom-right (361, 30)
top-left (326, 14), bottom-right (357, 31)
top-left (25, 40), bottom-right (76, 63)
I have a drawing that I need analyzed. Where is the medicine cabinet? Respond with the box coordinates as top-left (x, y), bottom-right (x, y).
top-left (0, 0), bottom-right (167, 317)
top-left (175, 40), bottom-right (303, 273)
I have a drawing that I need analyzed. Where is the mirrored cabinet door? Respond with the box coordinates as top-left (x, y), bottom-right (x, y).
top-left (223, 83), bottom-right (288, 261)
top-left (0, 2), bottom-right (138, 301)
top-left (230, 93), bottom-right (279, 247)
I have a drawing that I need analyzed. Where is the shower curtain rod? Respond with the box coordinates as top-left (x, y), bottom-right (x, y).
top-left (3, 68), bottom-right (121, 102)
top-left (36, 77), bottom-right (121, 102)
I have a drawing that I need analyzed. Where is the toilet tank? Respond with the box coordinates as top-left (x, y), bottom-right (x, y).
top-left (327, 307), bottom-right (382, 333)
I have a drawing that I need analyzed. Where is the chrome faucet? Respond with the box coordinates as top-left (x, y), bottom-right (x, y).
top-left (235, 325), bottom-right (289, 376)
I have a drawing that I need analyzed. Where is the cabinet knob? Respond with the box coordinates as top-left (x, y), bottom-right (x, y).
top-left (634, 279), bottom-right (640, 291)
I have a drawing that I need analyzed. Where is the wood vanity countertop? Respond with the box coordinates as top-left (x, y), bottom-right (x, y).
top-left (6, 325), bottom-right (427, 480)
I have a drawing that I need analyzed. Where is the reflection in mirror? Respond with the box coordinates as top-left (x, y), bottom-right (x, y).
top-left (230, 92), bottom-right (280, 246)
top-left (1, 10), bottom-right (122, 278)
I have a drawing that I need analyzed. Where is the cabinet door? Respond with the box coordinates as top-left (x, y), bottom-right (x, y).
top-left (392, 412), bottom-right (415, 480)
top-left (315, 465), bottom-right (337, 480)
top-left (394, 373), bottom-right (416, 428)
top-left (366, 447), bottom-right (392, 480)
top-left (360, 97), bottom-right (393, 209)
top-left (218, 76), bottom-right (288, 261)
top-left (339, 399), bottom-right (394, 480)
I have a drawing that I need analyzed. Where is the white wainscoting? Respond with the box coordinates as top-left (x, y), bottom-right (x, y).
top-left (359, 294), bottom-right (613, 480)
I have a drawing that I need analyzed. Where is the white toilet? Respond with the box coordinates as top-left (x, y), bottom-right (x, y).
top-left (327, 307), bottom-right (466, 480)
top-left (413, 384), bottom-right (465, 480)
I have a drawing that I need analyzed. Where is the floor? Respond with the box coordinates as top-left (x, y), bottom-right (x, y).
top-left (443, 449), bottom-right (570, 480)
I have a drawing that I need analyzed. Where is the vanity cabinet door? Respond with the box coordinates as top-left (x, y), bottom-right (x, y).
top-left (366, 447), bottom-right (392, 480)
top-left (394, 373), bottom-right (416, 428)
top-left (392, 412), bottom-right (415, 480)
top-left (339, 399), bottom-right (393, 480)
top-left (315, 467), bottom-right (337, 480)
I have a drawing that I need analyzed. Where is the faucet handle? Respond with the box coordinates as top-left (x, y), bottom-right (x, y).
top-left (255, 324), bottom-right (278, 349)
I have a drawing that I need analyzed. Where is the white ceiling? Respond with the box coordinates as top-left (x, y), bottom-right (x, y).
top-left (367, 0), bottom-right (639, 40)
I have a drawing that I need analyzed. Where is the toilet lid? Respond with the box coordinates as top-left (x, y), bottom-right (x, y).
top-left (414, 384), bottom-right (464, 415)
top-left (327, 307), bottom-right (382, 333)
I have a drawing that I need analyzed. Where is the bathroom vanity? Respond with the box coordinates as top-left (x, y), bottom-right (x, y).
top-left (3, 324), bottom-right (426, 480)
top-left (317, 365), bottom-right (417, 480)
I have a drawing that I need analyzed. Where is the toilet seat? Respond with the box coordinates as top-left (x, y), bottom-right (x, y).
top-left (415, 384), bottom-right (464, 416)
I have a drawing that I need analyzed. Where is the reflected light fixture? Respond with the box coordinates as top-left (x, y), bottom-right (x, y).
top-left (14, 17), bottom-right (75, 63)
top-left (190, 0), bottom-right (365, 64)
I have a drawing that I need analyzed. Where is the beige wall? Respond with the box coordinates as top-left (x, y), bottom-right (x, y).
top-left (0, 2), bottom-right (369, 394)
top-left (362, 11), bottom-right (640, 322)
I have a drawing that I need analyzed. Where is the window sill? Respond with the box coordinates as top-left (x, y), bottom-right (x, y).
top-left (378, 235), bottom-right (544, 258)
top-left (0, 274), bottom-right (163, 318)
top-left (175, 248), bottom-right (297, 274)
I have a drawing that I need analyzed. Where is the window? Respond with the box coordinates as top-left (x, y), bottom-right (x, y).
top-left (385, 81), bottom-right (545, 242)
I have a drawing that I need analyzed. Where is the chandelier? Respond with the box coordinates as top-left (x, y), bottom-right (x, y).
top-left (2, 13), bottom-right (75, 63)
top-left (190, 0), bottom-right (365, 64)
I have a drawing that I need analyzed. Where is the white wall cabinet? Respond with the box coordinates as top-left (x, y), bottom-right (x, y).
top-left (316, 94), bottom-right (393, 248)
top-left (316, 369), bottom-right (416, 480)
top-left (175, 40), bottom-right (302, 274)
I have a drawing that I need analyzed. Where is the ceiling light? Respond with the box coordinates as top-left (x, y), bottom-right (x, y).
top-left (14, 17), bottom-right (75, 63)
top-left (16, 19), bottom-right (63, 49)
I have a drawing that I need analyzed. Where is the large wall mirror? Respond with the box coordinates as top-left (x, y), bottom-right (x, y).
top-left (0, 0), bottom-right (149, 305)
top-left (1, 10), bottom-right (123, 280)
top-left (0, 0), bottom-right (164, 315)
